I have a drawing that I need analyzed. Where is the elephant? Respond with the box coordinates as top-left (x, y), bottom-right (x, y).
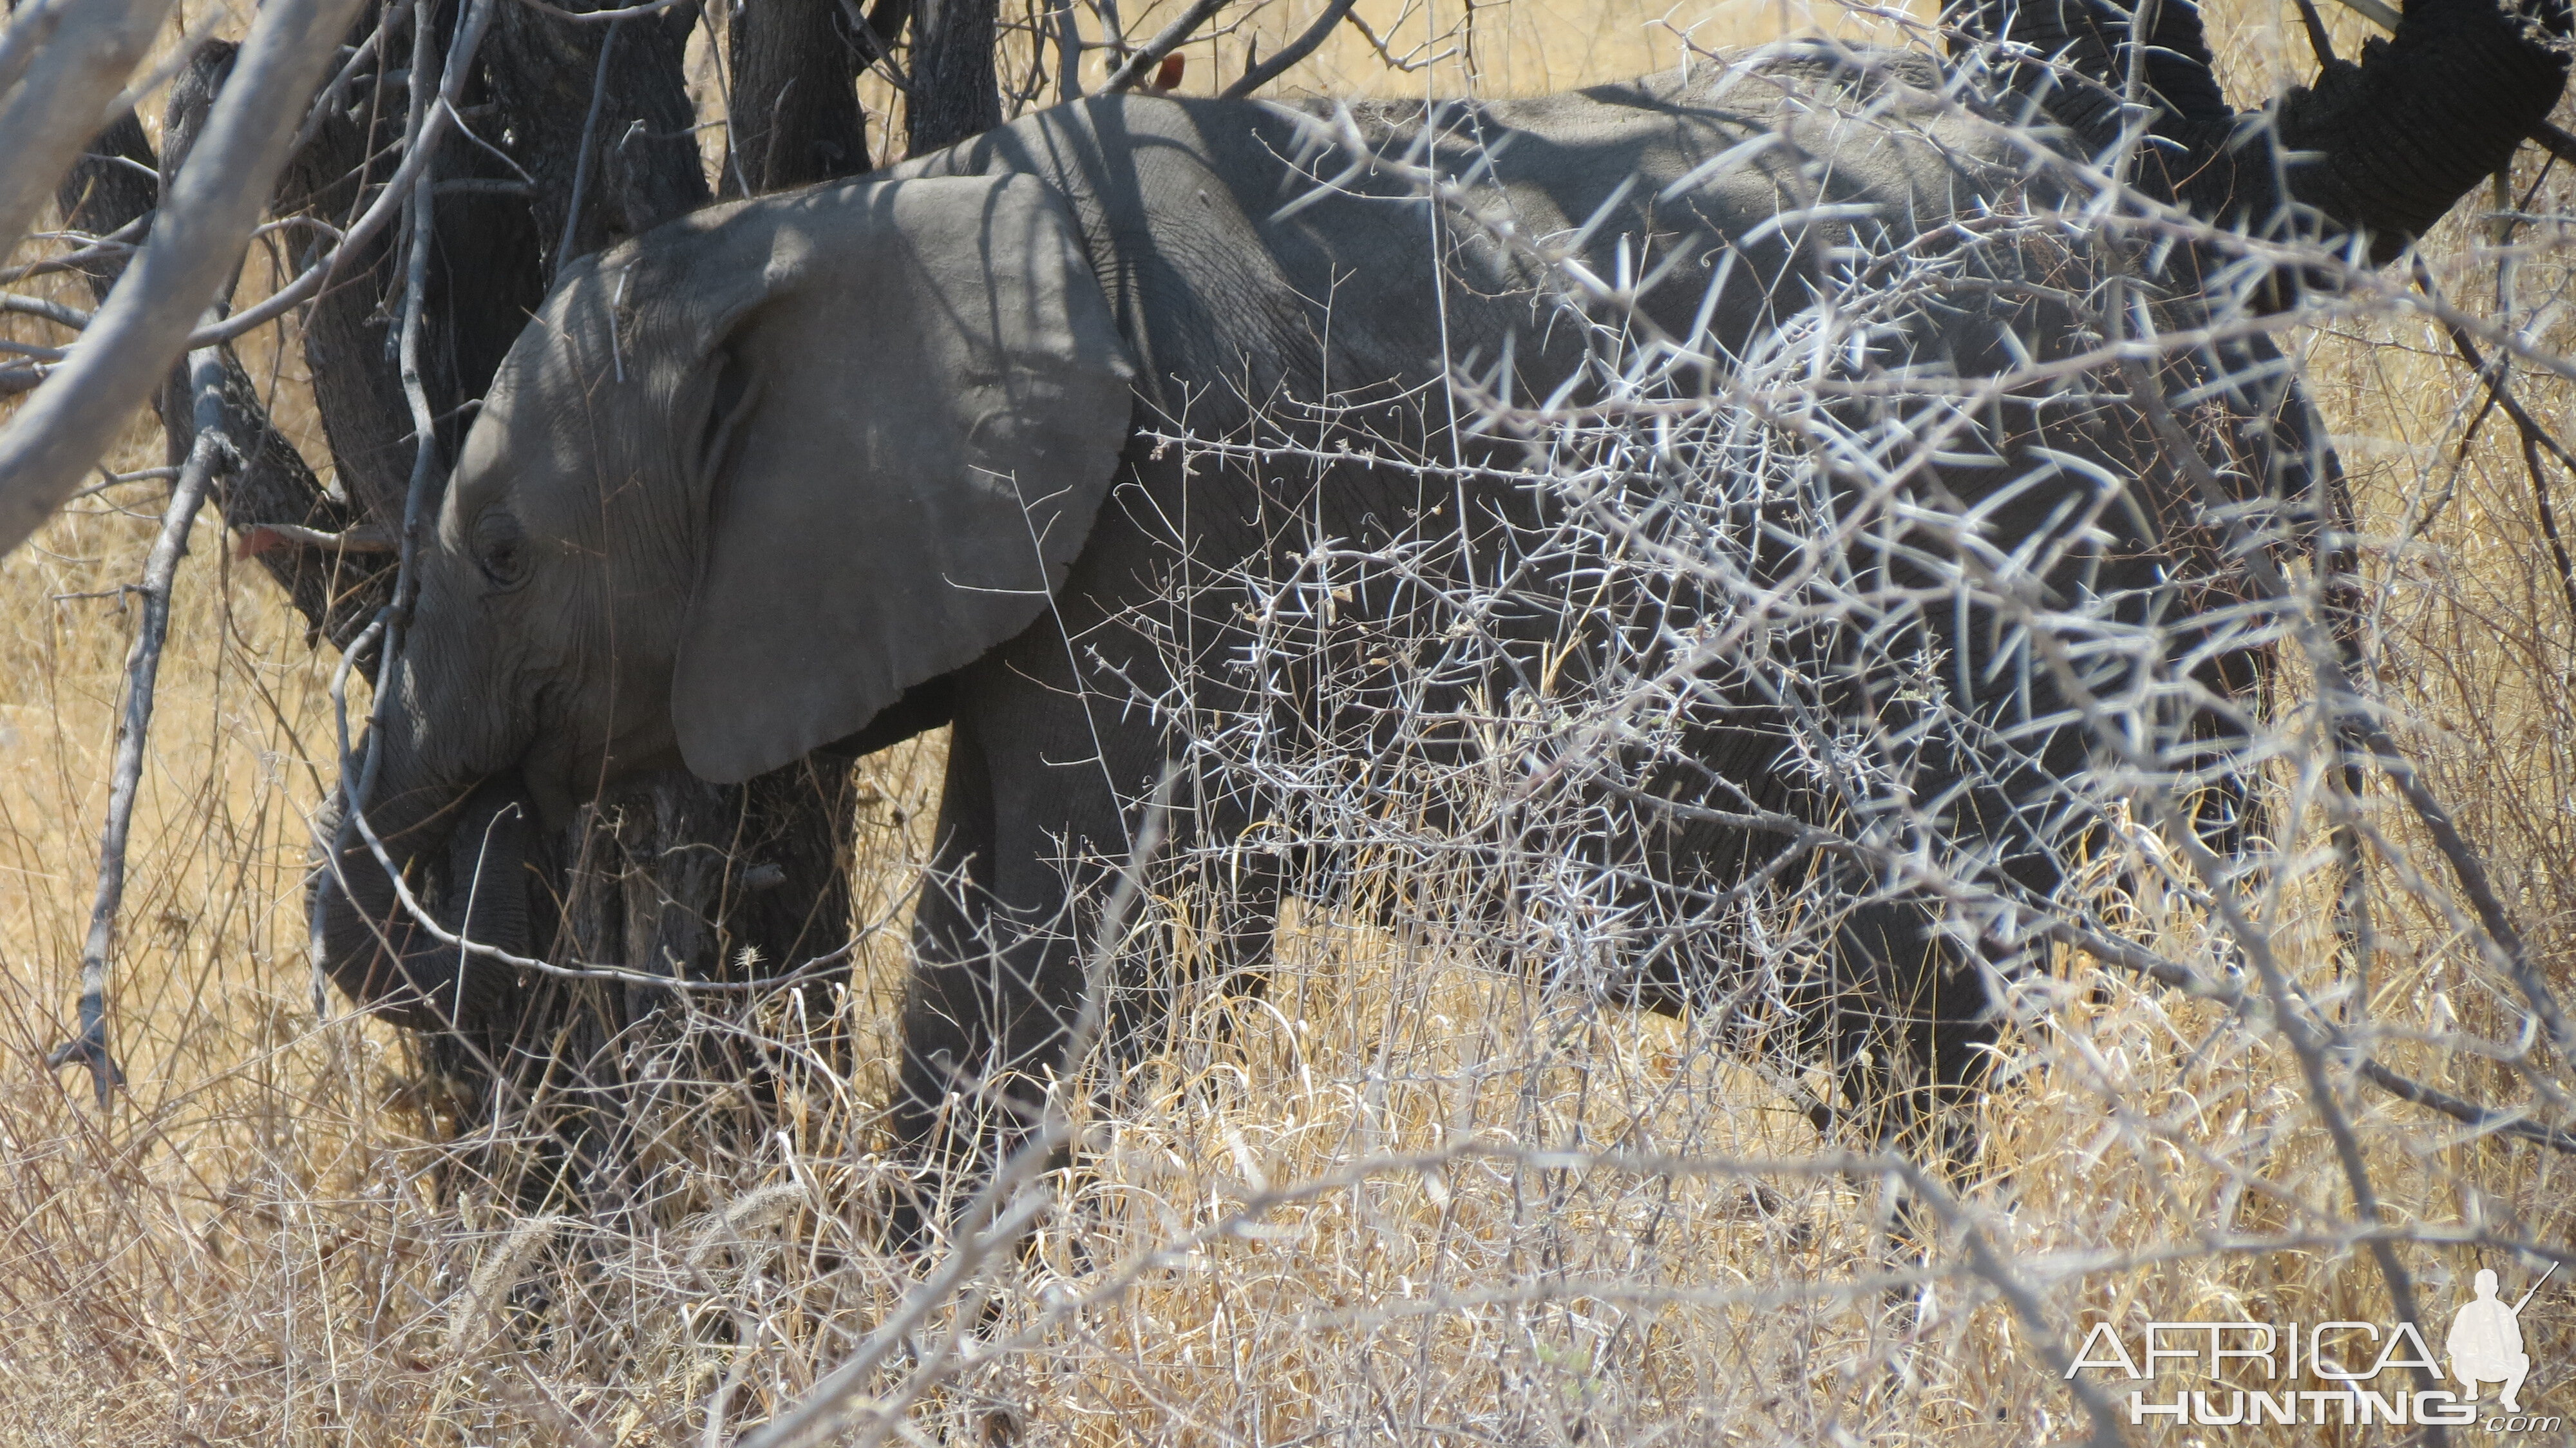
top-left (311, 0), bottom-right (2568, 1208)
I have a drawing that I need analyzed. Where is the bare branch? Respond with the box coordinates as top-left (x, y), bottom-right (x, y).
top-left (1102, 0), bottom-right (1226, 91)
top-left (44, 334), bottom-right (227, 1110)
top-left (0, 0), bottom-right (372, 560)
top-left (0, 0), bottom-right (173, 265)
top-left (0, 292), bottom-right (93, 330)
top-left (232, 522), bottom-right (397, 557)
top-left (1222, 0), bottom-right (1360, 97)
top-left (509, 0), bottom-right (701, 21)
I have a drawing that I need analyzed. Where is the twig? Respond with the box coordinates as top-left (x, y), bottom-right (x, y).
top-left (281, 16), bottom-right (384, 163)
top-left (44, 338), bottom-right (229, 1110)
top-left (2531, 121), bottom-right (2576, 169)
top-left (0, 293), bottom-right (94, 330)
top-left (232, 522), bottom-right (397, 557)
top-left (508, 0), bottom-right (697, 21)
top-left (2292, 0), bottom-right (2338, 65)
top-left (1052, 0), bottom-right (1084, 100)
top-left (2412, 259), bottom-right (2576, 634)
top-left (2053, 911), bottom-right (2576, 1153)
top-left (73, 466), bottom-right (182, 500)
top-left (324, 0), bottom-right (474, 1019)
top-left (2355, 723), bottom-right (2576, 1054)
top-left (2358, 1060), bottom-right (2576, 1153)
top-left (2516, 428), bottom-right (2576, 634)
top-left (0, 214), bottom-right (151, 287)
top-left (554, 2), bottom-right (632, 274)
top-left (1103, 0), bottom-right (1227, 92)
top-left (156, 3), bottom-right (500, 358)
top-left (2328, 0), bottom-right (2400, 29)
top-left (833, 0), bottom-right (914, 94)
top-left (1220, 0), bottom-right (1359, 97)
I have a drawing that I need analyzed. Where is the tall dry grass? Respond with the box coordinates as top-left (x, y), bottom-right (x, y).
top-left (2, 0), bottom-right (2573, 1443)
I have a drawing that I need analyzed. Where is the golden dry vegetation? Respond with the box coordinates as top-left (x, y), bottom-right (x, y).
top-left (1, 0), bottom-right (2573, 1443)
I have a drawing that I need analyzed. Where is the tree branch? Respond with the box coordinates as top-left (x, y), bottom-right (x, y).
top-left (2360, 1060), bottom-right (2576, 1154)
top-left (1222, 0), bottom-right (1358, 98)
top-left (1103, 0), bottom-right (1226, 93)
top-left (0, 0), bottom-right (371, 561)
top-left (0, 0), bottom-right (174, 265)
top-left (46, 338), bottom-right (228, 1110)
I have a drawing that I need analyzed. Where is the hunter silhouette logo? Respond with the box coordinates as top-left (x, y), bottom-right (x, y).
top-left (2450, 1266), bottom-right (2549, 1414)
top-left (2063, 1262), bottom-right (2557, 1430)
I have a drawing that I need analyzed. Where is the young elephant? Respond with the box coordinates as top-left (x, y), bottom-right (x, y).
top-left (311, 8), bottom-right (2565, 1205)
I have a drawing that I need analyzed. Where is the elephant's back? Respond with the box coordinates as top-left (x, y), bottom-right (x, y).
top-left (911, 50), bottom-right (2042, 419)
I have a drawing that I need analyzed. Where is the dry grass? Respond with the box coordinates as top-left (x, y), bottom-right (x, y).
top-left (3, 1), bottom-right (2575, 1443)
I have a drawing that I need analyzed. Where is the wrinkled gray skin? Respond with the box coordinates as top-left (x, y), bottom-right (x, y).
top-left (310, 33), bottom-right (2557, 1201)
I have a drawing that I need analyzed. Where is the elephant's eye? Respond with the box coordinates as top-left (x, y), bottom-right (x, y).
top-left (473, 511), bottom-right (530, 589)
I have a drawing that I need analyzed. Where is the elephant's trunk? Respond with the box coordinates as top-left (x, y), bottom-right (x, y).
top-left (311, 736), bottom-right (538, 1031)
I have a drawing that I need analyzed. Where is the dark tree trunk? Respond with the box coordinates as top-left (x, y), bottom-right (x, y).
top-left (66, 1), bottom-right (876, 1180)
top-left (456, 0), bottom-right (864, 1188)
top-left (59, 81), bottom-right (377, 646)
top-left (556, 763), bottom-right (858, 1022)
top-left (481, 0), bottom-right (710, 278)
top-left (724, 0), bottom-right (871, 194)
top-left (269, 4), bottom-right (549, 524)
top-left (516, 761), bottom-right (855, 1211)
top-left (52, 113), bottom-right (156, 294)
top-left (1956, 0), bottom-right (2571, 263)
top-left (908, 0), bottom-right (1002, 154)
top-left (510, 0), bottom-right (874, 1098)
top-left (467, 0), bottom-right (861, 1063)
top-left (272, 33), bottom-right (418, 527)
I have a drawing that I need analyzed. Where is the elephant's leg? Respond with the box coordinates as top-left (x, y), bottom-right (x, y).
top-left (1830, 899), bottom-right (1940, 1152)
top-left (1827, 873), bottom-right (2013, 1175)
top-left (889, 674), bottom-right (1155, 1239)
top-left (1827, 893), bottom-right (2002, 1284)
top-left (1204, 846), bottom-right (1285, 996)
top-left (1106, 843), bottom-right (1285, 1059)
top-left (891, 714), bottom-right (1009, 1224)
top-left (1844, 722), bottom-right (2099, 1174)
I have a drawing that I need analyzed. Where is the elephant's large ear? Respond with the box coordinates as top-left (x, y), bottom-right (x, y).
top-left (670, 175), bottom-right (1134, 784)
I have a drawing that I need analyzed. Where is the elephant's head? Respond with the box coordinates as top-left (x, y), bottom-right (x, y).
top-left (312, 173), bottom-right (1136, 1024)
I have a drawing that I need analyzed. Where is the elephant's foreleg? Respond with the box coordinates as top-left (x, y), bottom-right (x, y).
top-left (893, 716), bottom-right (1007, 1218)
top-left (1103, 843), bottom-right (1285, 1060)
top-left (889, 709), bottom-right (1113, 1239)
top-left (1830, 897), bottom-right (2000, 1168)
